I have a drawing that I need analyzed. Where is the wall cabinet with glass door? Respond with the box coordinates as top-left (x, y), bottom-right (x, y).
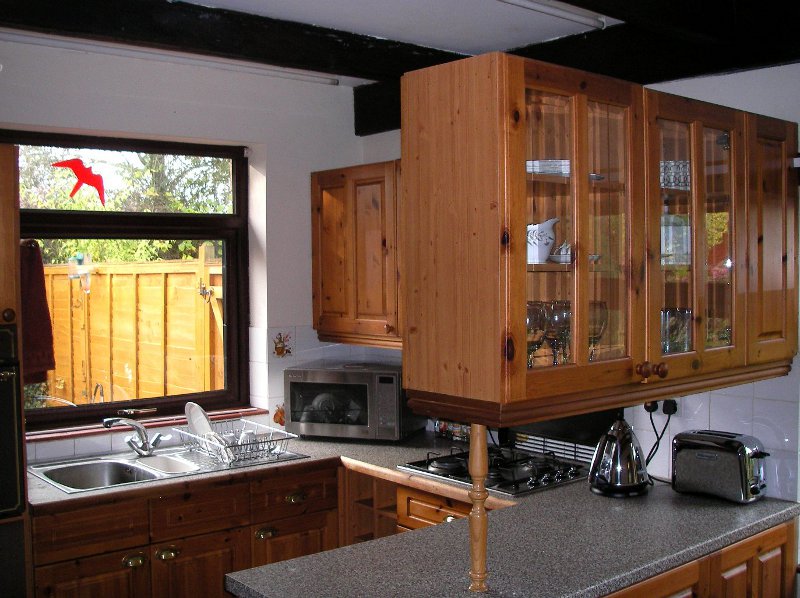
top-left (401, 52), bottom-right (798, 427)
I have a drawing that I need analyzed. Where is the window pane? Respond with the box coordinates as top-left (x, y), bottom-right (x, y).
top-left (19, 145), bottom-right (233, 214)
top-left (23, 239), bottom-right (225, 410)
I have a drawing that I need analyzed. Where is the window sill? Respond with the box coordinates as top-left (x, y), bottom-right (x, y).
top-left (25, 406), bottom-right (269, 444)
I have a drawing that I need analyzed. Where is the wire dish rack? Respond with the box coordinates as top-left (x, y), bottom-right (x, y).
top-left (174, 418), bottom-right (297, 464)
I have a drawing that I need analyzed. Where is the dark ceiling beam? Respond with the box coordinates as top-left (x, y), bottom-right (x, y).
top-left (0, 0), bottom-right (465, 81)
top-left (561, 0), bottom-right (732, 44)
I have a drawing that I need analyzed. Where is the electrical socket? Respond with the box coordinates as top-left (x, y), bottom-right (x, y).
top-left (643, 401), bottom-right (658, 413)
top-left (662, 399), bottom-right (678, 415)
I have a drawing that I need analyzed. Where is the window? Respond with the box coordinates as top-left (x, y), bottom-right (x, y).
top-left (4, 131), bottom-right (249, 430)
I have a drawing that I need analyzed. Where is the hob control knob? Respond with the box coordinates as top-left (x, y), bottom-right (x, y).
top-left (539, 473), bottom-right (551, 485)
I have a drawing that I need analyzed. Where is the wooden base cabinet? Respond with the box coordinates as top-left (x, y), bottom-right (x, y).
top-left (33, 461), bottom-right (340, 598)
top-left (340, 468), bottom-right (399, 545)
top-left (311, 160), bottom-right (402, 348)
top-left (608, 520), bottom-right (797, 598)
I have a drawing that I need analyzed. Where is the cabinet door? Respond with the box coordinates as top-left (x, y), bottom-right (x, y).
top-left (746, 114), bottom-right (798, 364)
top-left (645, 91), bottom-right (747, 380)
top-left (251, 509), bottom-right (338, 566)
top-left (150, 527), bottom-right (250, 598)
top-left (522, 61), bottom-right (647, 396)
top-left (311, 160), bottom-right (400, 347)
top-left (707, 520), bottom-right (796, 598)
top-left (35, 547), bottom-right (151, 598)
top-left (606, 559), bottom-right (703, 598)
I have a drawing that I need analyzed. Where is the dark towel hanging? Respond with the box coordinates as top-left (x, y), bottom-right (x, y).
top-left (19, 240), bottom-right (55, 384)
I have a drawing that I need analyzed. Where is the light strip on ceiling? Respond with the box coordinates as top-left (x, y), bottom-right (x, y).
top-left (496, 0), bottom-right (607, 30)
top-left (0, 28), bottom-right (341, 86)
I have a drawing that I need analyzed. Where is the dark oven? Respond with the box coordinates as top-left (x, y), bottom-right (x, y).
top-left (284, 361), bottom-right (425, 441)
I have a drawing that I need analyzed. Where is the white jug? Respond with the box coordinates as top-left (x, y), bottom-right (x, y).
top-left (527, 218), bottom-right (559, 264)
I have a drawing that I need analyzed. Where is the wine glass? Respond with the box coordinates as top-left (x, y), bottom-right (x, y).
top-left (546, 300), bottom-right (571, 366)
top-left (588, 300), bottom-right (609, 362)
top-left (526, 301), bottom-right (549, 368)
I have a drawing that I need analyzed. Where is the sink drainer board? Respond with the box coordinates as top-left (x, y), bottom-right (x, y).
top-left (174, 418), bottom-right (297, 464)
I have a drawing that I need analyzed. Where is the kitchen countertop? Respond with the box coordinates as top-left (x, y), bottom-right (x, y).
top-left (227, 480), bottom-right (800, 598)
top-left (26, 431), bottom-right (800, 597)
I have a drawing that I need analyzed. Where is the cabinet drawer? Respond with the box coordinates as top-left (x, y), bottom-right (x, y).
top-left (150, 480), bottom-right (250, 542)
top-left (251, 465), bottom-right (338, 523)
top-left (251, 509), bottom-right (338, 566)
top-left (32, 498), bottom-right (150, 565)
top-left (397, 486), bottom-right (471, 530)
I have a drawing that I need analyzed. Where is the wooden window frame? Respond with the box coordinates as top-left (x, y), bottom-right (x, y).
top-left (1, 129), bottom-right (250, 431)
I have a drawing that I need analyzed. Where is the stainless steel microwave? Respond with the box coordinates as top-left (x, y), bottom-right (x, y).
top-left (284, 361), bottom-right (425, 441)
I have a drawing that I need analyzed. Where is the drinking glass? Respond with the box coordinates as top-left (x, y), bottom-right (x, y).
top-left (526, 301), bottom-right (549, 368)
top-left (546, 300), bottom-right (571, 366)
top-left (588, 300), bottom-right (608, 362)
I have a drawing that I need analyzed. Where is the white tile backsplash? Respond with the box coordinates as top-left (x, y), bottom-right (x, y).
top-left (32, 438), bottom-right (75, 462)
top-left (753, 398), bottom-right (799, 453)
top-left (624, 379), bottom-right (799, 501)
top-left (709, 392), bottom-right (754, 436)
top-left (249, 326), bottom-right (267, 364)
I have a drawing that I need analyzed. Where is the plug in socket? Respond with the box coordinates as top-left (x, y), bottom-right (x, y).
top-left (662, 399), bottom-right (678, 415)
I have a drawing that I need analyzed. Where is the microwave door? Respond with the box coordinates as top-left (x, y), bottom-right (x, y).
top-left (288, 382), bottom-right (373, 439)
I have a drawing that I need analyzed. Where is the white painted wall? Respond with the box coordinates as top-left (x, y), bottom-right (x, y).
top-left (625, 64), bottom-right (800, 501)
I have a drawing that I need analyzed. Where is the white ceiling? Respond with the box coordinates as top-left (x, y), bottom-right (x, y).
top-left (180, 0), bottom-right (615, 55)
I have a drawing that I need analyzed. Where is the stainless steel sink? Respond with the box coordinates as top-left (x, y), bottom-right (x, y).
top-left (31, 459), bottom-right (163, 492)
top-left (29, 447), bottom-right (309, 493)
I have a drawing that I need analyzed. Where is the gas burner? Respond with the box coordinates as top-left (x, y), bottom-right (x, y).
top-left (399, 446), bottom-right (588, 497)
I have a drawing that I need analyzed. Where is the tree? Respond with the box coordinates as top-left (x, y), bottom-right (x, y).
top-left (19, 145), bottom-right (232, 264)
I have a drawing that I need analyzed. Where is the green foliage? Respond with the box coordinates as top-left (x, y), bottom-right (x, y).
top-left (19, 145), bottom-right (232, 264)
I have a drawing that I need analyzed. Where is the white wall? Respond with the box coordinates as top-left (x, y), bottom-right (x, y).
top-left (0, 34), bottom-right (401, 431)
top-left (624, 64), bottom-right (800, 501)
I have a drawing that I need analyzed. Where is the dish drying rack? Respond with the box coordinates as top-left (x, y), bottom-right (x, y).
top-left (174, 418), bottom-right (297, 464)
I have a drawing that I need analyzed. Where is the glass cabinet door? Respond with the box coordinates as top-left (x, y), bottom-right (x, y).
top-left (525, 90), bottom-right (575, 368)
top-left (648, 90), bottom-right (744, 377)
top-left (586, 101), bottom-right (629, 364)
top-left (524, 78), bottom-right (642, 387)
top-left (657, 119), bottom-right (695, 356)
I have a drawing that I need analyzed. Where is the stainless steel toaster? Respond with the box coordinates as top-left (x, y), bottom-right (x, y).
top-left (672, 430), bottom-right (769, 504)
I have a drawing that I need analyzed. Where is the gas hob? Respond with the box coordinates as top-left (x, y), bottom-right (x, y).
top-left (398, 445), bottom-right (588, 497)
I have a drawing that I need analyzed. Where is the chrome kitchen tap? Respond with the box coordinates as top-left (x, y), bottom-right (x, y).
top-left (103, 417), bottom-right (164, 456)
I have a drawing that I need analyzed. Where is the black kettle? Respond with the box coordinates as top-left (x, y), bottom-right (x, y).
top-left (588, 418), bottom-right (650, 497)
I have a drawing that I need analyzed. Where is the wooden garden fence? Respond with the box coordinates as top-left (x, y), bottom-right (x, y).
top-left (41, 244), bottom-right (223, 406)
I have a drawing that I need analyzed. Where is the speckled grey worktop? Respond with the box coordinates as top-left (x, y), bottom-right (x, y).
top-left (225, 435), bottom-right (800, 598)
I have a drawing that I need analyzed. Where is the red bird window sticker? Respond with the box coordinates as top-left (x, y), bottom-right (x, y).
top-left (51, 158), bottom-right (106, 206)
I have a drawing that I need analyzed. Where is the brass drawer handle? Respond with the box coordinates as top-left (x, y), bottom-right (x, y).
top-left (156, 547), bottom-right (181, 561)
top-left (122, 553), bottom-right (146, 568)
top-left (255, 527), bottom-right (277, 540)
top-left (285, 492), bottom-right (306, 504)
top-left (443, 515), bottom-right (457, 523)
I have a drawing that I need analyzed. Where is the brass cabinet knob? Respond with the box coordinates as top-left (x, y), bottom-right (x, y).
top-left (155, 547), bottom-right (181, 561)
top-left (284, 492), bottom-right (306, 504)
top-left (255, 527), bottom-right (277, 540)
top-left (385, 324), bottom-right (395, 334)
top-left (442, 515), bottom-right (457, 523)
top-left (122, 553), bottom-right (146, 568)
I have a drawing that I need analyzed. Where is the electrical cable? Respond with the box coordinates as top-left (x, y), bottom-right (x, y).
top-left (646, 411), bottom-right (671, 466)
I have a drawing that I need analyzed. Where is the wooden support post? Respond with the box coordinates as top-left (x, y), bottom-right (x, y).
top-left (468, 423), bottom-right (489, 592)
